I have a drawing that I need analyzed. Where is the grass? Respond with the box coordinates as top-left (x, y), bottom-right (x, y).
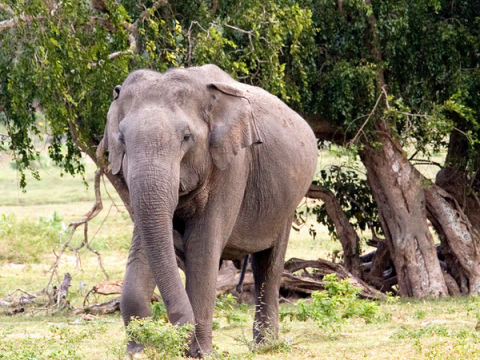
top-left (2, 147), bottom-right (477, 359)
top-left (3, 297), bottom-right (480, 359)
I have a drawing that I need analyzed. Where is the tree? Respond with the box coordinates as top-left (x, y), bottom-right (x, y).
top-left (0, 0), bottom-right (315, 206)
top-left (299, 0), bottom-right (480, 296)
top-left (1, 0), bottom-right (479, 297)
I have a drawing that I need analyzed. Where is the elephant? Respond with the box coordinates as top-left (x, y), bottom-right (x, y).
top-left (103, 64), bottom-right (317, 357)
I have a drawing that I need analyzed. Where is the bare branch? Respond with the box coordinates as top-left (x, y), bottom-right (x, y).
top-left (223, 23), bottom-right (254, 35)
top-left (0, 1), bottom-right (60, 32)
top-left (337, 0), bottom-right (343, 11)
top-left (8, 288), bottom-right (36, 298)
top-left (305, 184), bottom-right (363, 277)
top-left (44, 168), bottom-right (108, 293)
top-left (107, 33), bottom-right (136, 60)
top-left (410, 159), bottom-right (443, 168)
top-left (381, 86), bottom-right (390, 109)
top-left (187, 21), bottom-right (209, 65)
top-left (348, 87), bottom-right (385, 145)
top-left (224, 23), bottom-right (255, 51)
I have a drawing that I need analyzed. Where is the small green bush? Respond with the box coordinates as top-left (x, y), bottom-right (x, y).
top-left (126, 317), bottom-right (193, 360)
top-left (411, 309), bottom-right (427, 320)
top-left (214, 294), bottom-right (248, 325)
top-left (280, 274), bottom-right (379, 329)
top-left (151, 301), bottom-right (169, 322)
top-left (38, 211), bottom-right (66, 230)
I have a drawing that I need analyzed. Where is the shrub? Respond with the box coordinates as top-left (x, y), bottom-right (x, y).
top-left (280, 274), bottom-right (379, 329)
top-left (126, 317), bottom-right (193, 360)
top-left (214, 294), bottom-right (248, 325)
top-left (151, 301), bottom-right (169, 322)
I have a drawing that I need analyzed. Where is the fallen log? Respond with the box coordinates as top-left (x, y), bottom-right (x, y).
top-left (283, 258), bottom-right (386, 300)
top-left (8, 256), bottom-right (387, 317)
top-left (216, 258), bottom-right (386, 302)
top-left (83, 280), bottom-right (161, 306)
top-left (74, 297), bottom-right (121, 315)
top-left (0, 289), bottom-right (38, 310)
top-left (5, 307), bottom-right (25, 316)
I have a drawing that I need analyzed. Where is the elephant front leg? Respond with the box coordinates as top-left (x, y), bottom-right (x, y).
top-left (121, 226), bottom-right (156, 354)
top-left (184, 248), bottom-right (222, 357)
top-left (251, 220), bottom-right (291, 342)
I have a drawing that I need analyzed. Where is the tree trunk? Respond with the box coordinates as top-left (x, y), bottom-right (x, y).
top-left (359, 122), bottom-right (447, 298)
top-left (435, 127), bottom-right (480, 231)
top-left (425, 184), bottom-right (480, 294)
top-left (305, 185), bottom-right (363, 278)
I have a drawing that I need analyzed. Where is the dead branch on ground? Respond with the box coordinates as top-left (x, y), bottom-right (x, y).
top-left (216, 258), bottom-right (386, 303)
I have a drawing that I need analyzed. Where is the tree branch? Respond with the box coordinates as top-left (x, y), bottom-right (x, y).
top-left (102, 0), bottom-right (168, 61)
top-left (305, 184), bottom-right (363, 277)
top-left (107, 33), bottom-right (137, 60)
top-left (44, 169), bottom-right (108, 296)
top-left (0, 1), bottom-right (60, 32)
top-left (348, 87), bottom-right (385, 145)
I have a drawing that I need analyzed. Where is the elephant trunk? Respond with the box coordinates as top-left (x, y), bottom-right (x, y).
top-left (129, 161), bottom-right (194, 326)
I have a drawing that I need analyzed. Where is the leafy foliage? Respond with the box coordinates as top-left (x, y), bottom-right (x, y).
top-left (280, 274), bottom-right (380, 331)
top-left (0, 0), bottom-right (316, 188)
top-left (126, 317), bottom-right (193, 359)
top-left (1, 0), bottom-right (480, 263)
top-left (214, 294), bottom-right (248, 325)
top-left (151, 300), bottom-right (169, 322)
top-left (314, 164), bottom-right (381, 238)
top-left (194, 1), bottom-right (317, 107)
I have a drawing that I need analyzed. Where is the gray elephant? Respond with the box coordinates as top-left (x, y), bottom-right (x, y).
top-left (104, 64), bottom-right (317, 357)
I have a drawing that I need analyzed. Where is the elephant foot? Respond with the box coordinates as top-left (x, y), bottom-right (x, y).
top-left (186, 339), bottom-right (211, 358)
top-left (126, 340), bottom-right (145, 355)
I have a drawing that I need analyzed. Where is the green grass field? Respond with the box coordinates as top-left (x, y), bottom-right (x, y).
top-left (2, 148), bottom-right (477, 359)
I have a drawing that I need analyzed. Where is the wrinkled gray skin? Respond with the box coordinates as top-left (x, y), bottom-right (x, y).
top-left (104, 65), bottom-right (317, 357)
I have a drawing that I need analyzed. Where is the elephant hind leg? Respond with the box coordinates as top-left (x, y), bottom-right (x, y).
top-left (121, 227), bottom-right (156, 354)
top-left (251, 218), bottom-right (292, 342)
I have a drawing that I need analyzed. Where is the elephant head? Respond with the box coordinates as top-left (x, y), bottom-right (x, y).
top-left (104, 66), bottom-right (262, 325)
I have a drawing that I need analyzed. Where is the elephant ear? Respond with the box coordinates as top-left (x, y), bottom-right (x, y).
top-left (104, 85), bottom-right (124, 175)
top-left (207, 82), bottom-right (263, 170)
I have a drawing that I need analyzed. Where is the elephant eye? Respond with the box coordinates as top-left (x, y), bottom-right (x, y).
top-left (183, 134), bottom-right (191, 142)
top-left (119, 132), bottom-right (125, 145)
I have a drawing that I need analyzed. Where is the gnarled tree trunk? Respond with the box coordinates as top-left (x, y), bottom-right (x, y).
top-left (435, 125), bottom-right (480, 232)
top-left (305, 185), bottom-right (363, 278)
top-left (425, 184), bottom-right (480, 294)
top-left (360, 122), bottom-right (447, 298)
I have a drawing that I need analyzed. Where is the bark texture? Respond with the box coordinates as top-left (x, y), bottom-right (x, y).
top-left (425, 184), bottom-right (480, 294)
top-left (435, 127), bottom-right (480, 230)
top-left (360, 122), bottom-right (447, 298)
